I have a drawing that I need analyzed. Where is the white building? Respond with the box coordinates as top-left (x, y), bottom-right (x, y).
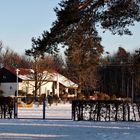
top-left (0, 67), bottom-right (78, 97)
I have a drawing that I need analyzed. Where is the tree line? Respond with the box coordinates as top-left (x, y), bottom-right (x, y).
top-left (0, 40), bottom-right (140, 100)
top-left (99, 47), bottom-right (140, 101)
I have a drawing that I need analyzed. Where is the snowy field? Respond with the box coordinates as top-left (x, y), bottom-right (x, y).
top-left (1, 103), bottom-right (140, 140)
top-left (0, 119), bottom-right (140, 140)
top-left (18, 103), bottom-right (72, 119)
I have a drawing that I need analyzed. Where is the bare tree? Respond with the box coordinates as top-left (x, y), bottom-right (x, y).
top-left (0, 44), bottom-right (31, 68)
top-left (25, 38), bottom-right (58, 98)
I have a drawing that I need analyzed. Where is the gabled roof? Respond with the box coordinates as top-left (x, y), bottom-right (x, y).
top-left (58, 73), bottom-right (78, 88)
top-left (48, 73), bottom-right (78, 88)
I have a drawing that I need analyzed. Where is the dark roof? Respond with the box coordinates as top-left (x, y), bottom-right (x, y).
top-left (0, 67), bottom-right (22, 83)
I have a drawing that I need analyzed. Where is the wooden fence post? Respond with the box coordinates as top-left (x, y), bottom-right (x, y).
top-left (14, 97), bottom-right (18, 119)
top-left (115, 103), bottom-right (118, 121)
top-left (123, 103), bottom-right (125, 121)
top-left (127, 103), bottom-right (130, 121)
top-left (72, 101), bottom-right (75, 120)
top-left (43, 95), bottom-right (46, 119)
top-left (4, 104), bottom-right (6, 118)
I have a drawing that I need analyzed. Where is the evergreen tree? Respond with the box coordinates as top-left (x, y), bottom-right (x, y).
top-left (34, 0), bottom-right (140, 51)
top-left (133, 49), bottom-right (140, 85)
top-left (64, 13), bottom-right (103, 92)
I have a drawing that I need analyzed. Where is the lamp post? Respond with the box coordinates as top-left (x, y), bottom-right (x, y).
top-left (14, 68), bottom-right (20, 119)
top-left (16, 69), bottom-right (20, 97)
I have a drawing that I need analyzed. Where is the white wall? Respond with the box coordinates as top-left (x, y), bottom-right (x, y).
top-left (0, 76), bottom-right (76, 97)
top-left (0, 81), bottom-right (54, 97)
top-left (20, 81), bottom-right (54, 96)
top-left (0, 83), bottom-right (17, 97)
top-left (40, 82), bottom-right (53, 95)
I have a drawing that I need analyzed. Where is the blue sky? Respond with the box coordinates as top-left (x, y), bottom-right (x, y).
top-left (0, 0), bottom-right (140, 55)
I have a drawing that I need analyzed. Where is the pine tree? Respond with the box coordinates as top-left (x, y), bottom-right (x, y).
top-left (30, 0), bottom-right (140, 95)
top-left (64, 14), bottom-right (103, 93)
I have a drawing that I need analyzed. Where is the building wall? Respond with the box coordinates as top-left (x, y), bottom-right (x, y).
top-left (0, 81), bottom-right (54, 97)
top-left (0, 83), bottom-right (17, 97)
top-left (19, 81), bottom-right (54, 96)
top-left (0, 77), bottom-right (77, 97)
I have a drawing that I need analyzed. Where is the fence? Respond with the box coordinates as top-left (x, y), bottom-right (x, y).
top-left (0, 96), bottom-right (72, 119)
top-left (0, 96), bottom-right (46, 119)
top-left (72, 100), bottom-right (140, 121)
top-left (17, 96), bottom-right (46, 119)
top-left (3, 97), bottom-right (138, 121)
top-left (17, 96), bottom-right (72, 120)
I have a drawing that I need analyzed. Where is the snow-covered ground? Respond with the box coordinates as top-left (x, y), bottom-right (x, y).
top-left (0, 103), bottom-right (140, 140)
top-left (18, 103), bottom-right (72, 119)
top-left (0, 119), bottom-right (140, 140)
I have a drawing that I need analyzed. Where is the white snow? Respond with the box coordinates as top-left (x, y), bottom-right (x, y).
top-left (0, 119), bottom-right (140, 140)
top-left (0, 103), bottom-right (140, 140)
top-left (18, 103), bottom-right (72, 119)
